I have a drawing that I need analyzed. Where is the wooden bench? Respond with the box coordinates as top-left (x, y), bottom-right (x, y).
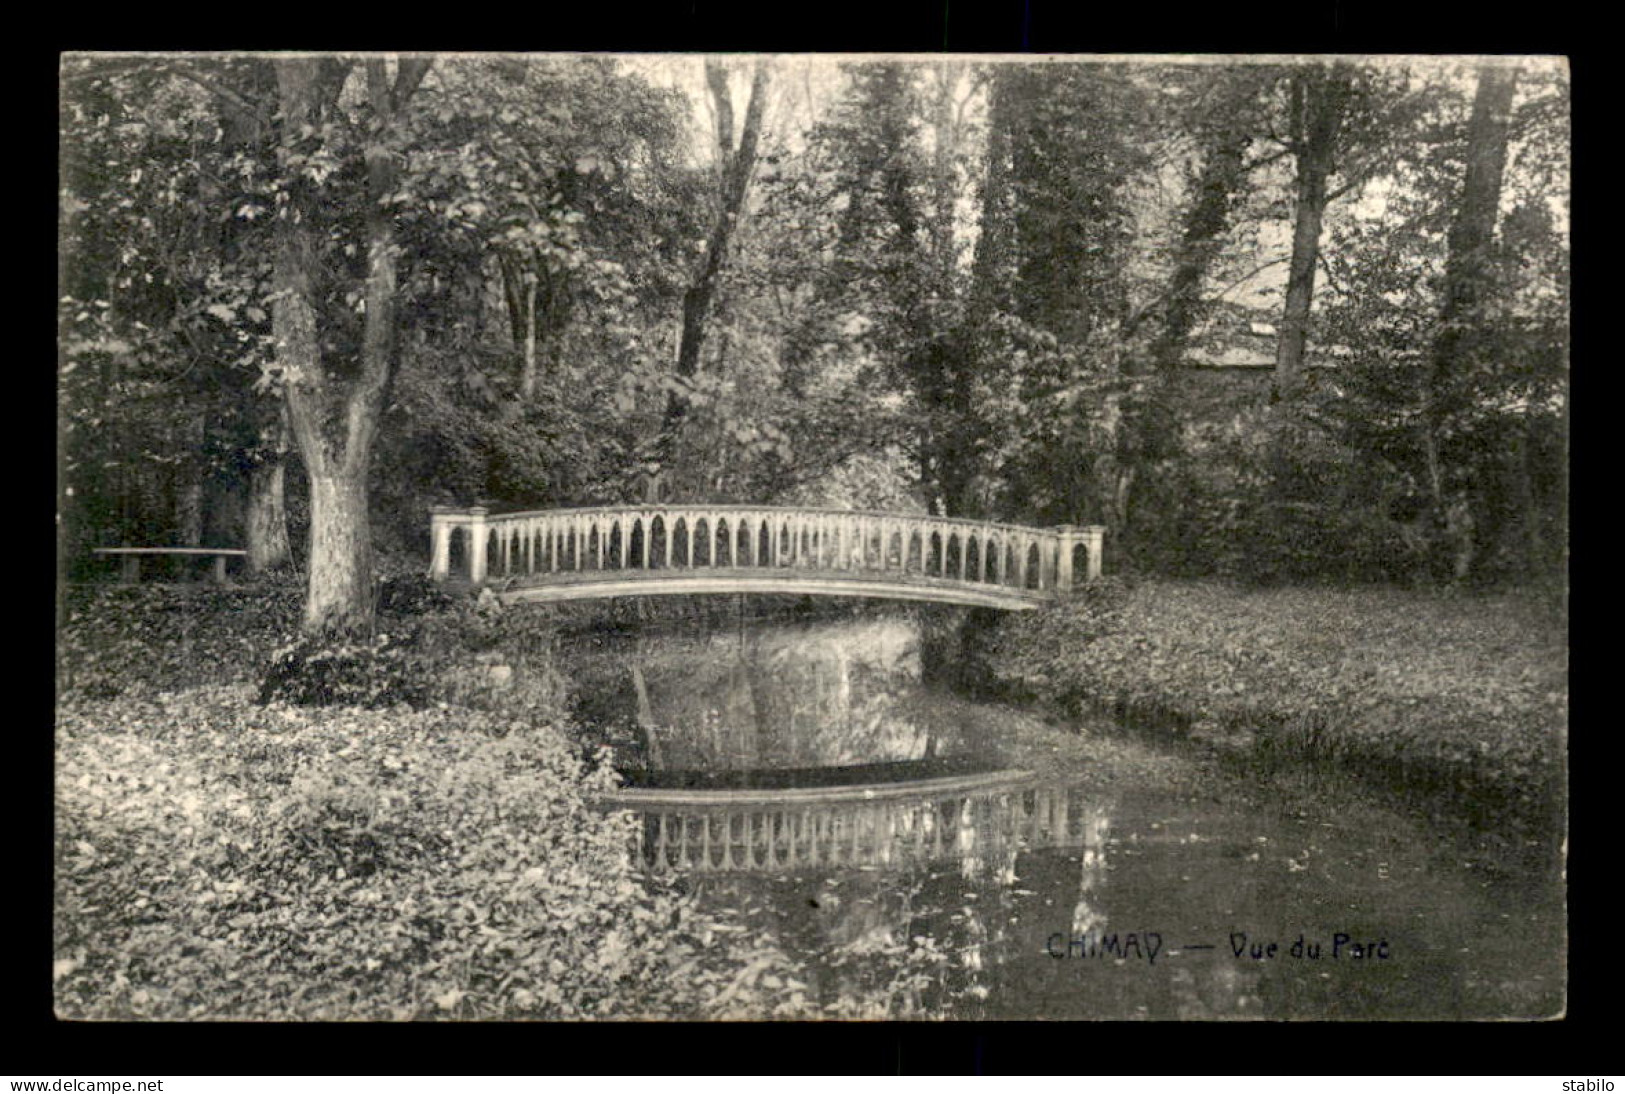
top-left (93, 547), bottom-right (249, 585)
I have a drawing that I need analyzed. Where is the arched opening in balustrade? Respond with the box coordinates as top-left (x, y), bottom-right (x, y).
top-left (738, 520), bottom-right (757, 567)
top-left (714, 518), bottom-right (733, 567)
top-left (1025, 542), bottom-right (1044, 589)
top-left (446, 524), bottom-right (470, 578)
top-left (887, 529), bottom-right (905, 572)
top-left (535, 524), bottom-right (550, 572)
top-left (964, 537), bottom-right (982, 583)
top-left (1072, 541), bottom-right (1091, 586)
top-left (626, 518), bottom-right (647, 570)
top-left (648, 515), bottom-right (667, 569)
top-left (588, 523), bottom-right (607, 572)
top-left (691, 518), bottom-right (710, 566)
top-left (485, 528), bottom-right (499, 576)
top-left (668, 517), bottom-right (687, 567)
top-left (486, 525), bottom-right (504, 577)
top-left (944, 533), bottom-right (961, 579)
top-left (906, 530), bottom-right (924, 575)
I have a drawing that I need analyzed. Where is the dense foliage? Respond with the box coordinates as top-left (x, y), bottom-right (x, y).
top-left (55, 690), bottom-right (806, 1020)
top-left (55, 580), bottom-right (970, 1019)
top-left (60, 55), bottom-right (1567, 634)
top-left (976, 577), bottom-right (1566, 832)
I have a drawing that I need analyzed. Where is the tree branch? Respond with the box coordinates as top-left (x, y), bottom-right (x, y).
top-left (392, 56), bottom-right (433, 110)
top-left (1316, 251), bottom-right (1345, 297)
top-left (1325, 170), bottom-right (1372, 204)
top-left (168, 65), bottom-right (271, 124)
top-left (1206, 254), bottom-right (1292, 307)
top-left (1240, 144), bottom-right (1293, 173)
top-left (62, 57), bottom-right (270, 127)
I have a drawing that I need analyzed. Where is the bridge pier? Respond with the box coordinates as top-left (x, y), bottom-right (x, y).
top-left (1053, 524), bottom-right (1107, 591)
top-left (429, 506), bottom-right (457, 580)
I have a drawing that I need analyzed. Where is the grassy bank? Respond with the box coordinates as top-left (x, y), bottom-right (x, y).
top-left (973, 578), bottom-right (1567, 834)
top-left (53, 578), bottom-right (937, 1020)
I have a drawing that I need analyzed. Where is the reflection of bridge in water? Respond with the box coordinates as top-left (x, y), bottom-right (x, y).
top-left (601, 770), bottom-right (1106, 874)
top-left (430, 505), bottom-right (1105, 611)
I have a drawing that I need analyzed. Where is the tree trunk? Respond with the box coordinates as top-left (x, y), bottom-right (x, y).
top-left (176, 468), bottom-right (204, 547)
top-left (1151, 124), bottom-right (1252, 372)
top-left (244, 396), bottom-right (292, 574)
top-left (930, 61), bottom-right (964, 295)
top-left (274, 55), bottom-right (428, 635)
top-left (928, 69), bottom-right (1015, 520)
top-left (657, 61), bottom-right (770, 483)
top-left (1422, 63), bottom-right (1519, 583)
top-left (175, 415), bottom-right (205, 579)
top-left (520, 274), bottom-right (539, 401)
top-left (1273, 66), bottom-right (1351, 402)
top-left (1124, 87), bottom-right (1255, 551)
top-left (246, 458), bottom-right (290, 574)
top-left (1513, 410), bottom-right (1545, 576)
top-left (246, 417), bottom-right (292, 578)
top-left (304, 472), bottom-right (373, 632)
top-left (968, 70), bottom-right (1013, 325)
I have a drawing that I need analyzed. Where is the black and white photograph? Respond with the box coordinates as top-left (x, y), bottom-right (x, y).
top-left (55, 51), bottom-right (1568, 1023)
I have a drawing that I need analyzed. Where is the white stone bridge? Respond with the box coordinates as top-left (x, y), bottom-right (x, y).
top-left (429, 504), bottom-right (1104, 611)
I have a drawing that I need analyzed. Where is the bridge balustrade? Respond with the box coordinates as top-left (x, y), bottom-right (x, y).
top-left (429, 504), bottom-right (1103, 606)
top-left (600, 773), bottom-right (1107, 874)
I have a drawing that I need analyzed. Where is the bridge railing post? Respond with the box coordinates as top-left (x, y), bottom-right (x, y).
top-left (428, 507), bottom-right (458, 580)
top-left (1082, 525), bottom-right (1106, 582)
top-left (467, 507), bottom-right (491, 585)
top-left (1053, 525), bottom-right (1079, 593)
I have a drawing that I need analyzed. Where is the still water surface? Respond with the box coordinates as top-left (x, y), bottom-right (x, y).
top-left (564, 609), bottom-right (1563, 1020)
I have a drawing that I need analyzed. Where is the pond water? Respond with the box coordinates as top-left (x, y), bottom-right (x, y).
top-left (562, 607), bottom-right (1564, 1021)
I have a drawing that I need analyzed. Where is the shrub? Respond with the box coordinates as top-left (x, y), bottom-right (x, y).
top-left (377, 572), bottom-right (456, 619)
top-left (254, 584), bottom-right (568, 714)
top-left (256, 631), bottom-right (433, 709)
top-left (53, 692), bottom-right (804, 1020)
top-left (57, 579), bottom-right (304, 699)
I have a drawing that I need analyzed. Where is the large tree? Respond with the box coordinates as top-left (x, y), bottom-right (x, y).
top-left (1420, 62), bottom-right (1521, 581)
top-left (1272, 63), bottom-right (1355, 402)
top-left (982, 62), bottom-right (1150, 529)
top-left (653, 59), bottom-right (771, 498)
top-left (271, 55), bottom-right (431, 634)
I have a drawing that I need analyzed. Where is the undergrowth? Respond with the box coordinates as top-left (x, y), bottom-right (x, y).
top-left (54, 575), bottom-right (953, 1020)
top-left (975, 577), bottom-right (1567, 835)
